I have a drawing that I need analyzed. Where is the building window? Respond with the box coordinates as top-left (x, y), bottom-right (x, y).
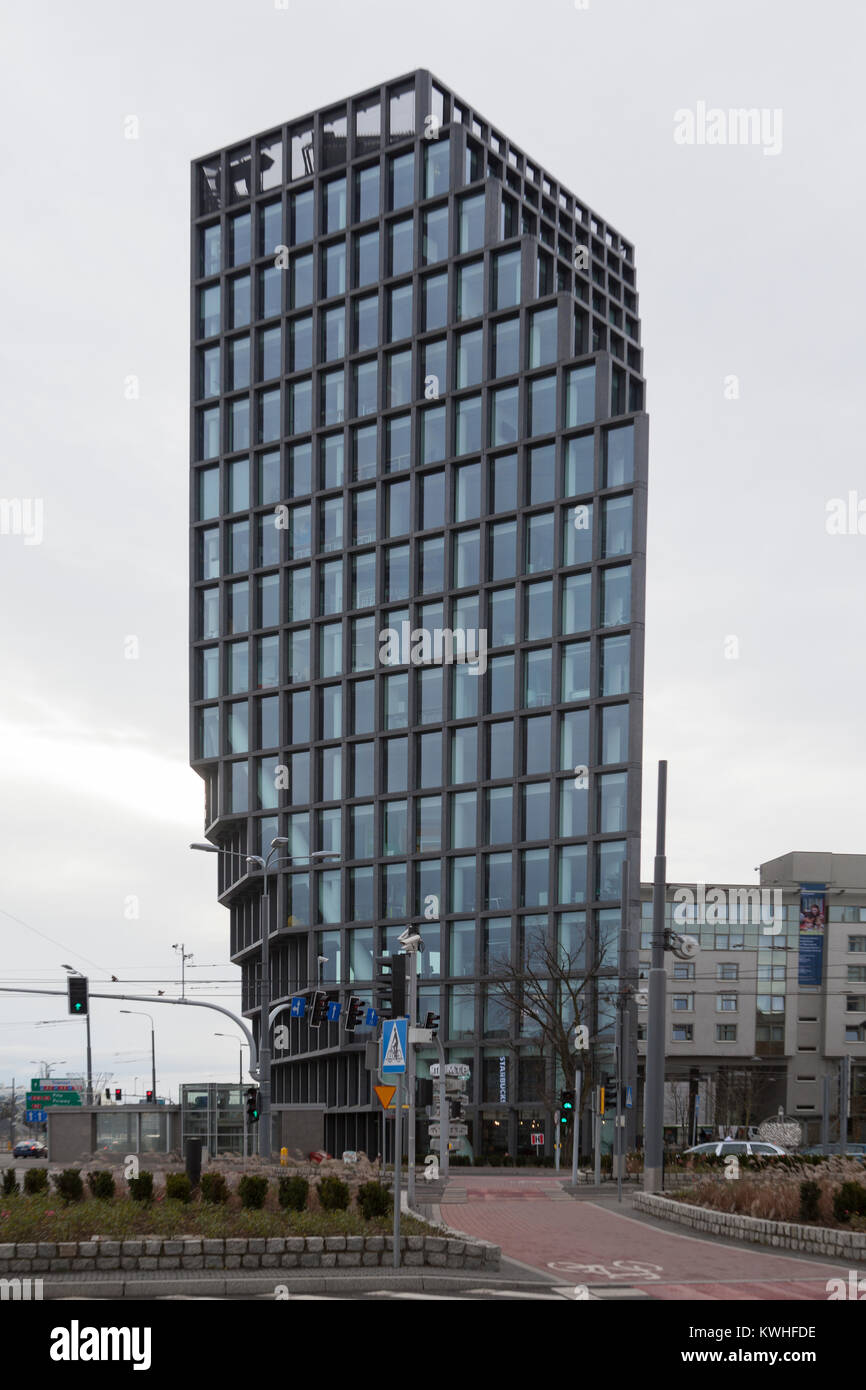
top-left (716, 1025), bottom-right (737, 1042)
top-left (672, 995), bottom-right (694, 1011)
top-left (716, 994), bottom-right (738, 1012)
top-left (671, 1024), bottom-right (693, 1042)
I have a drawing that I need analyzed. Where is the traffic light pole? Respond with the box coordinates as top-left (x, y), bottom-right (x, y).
top-left (85, 1009), bottom-right (93, 1106)
top-left (571, 1066), bottom-right (582, 1185)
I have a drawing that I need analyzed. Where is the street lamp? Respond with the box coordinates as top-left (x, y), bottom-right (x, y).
top-left (120, 1011), bottom-right (156, 1101)
top-left (61, 965), bottom-right (93, 1104)
top-left (191, 840), bottom-right (340, 1162)
top-left (214, 1032), bottom-right (247, 1088)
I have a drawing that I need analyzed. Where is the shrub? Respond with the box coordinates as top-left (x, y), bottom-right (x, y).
top-left (799, 1180), bottom-right (820, 1222)
top-left (2, 1168), bottom-right (18, 1196)
top-left (278, 1175), bottom-right (309, 1212)
top-left (52, 1169), bottom-right (85, 1203)
top-left (165, 1172), bottom-right (192, 1204)
top-left (87, 1170), bottom-right (115, 1201)
top-left (128, 1171), bottom-right (154, 1203)
top-left (200, 1172), bottom-right (229, 1204)
top-left (23, 1168), bottom-right (48, 1195)
top-left (317, 1175), bottom-right (350, 1211)
top-left (833, 1180), bottom-right (866, 1223)
top-left (357, 1181), bottom-right (390, 1220)
top-left (238, 1175), bottom-right (269, 1210)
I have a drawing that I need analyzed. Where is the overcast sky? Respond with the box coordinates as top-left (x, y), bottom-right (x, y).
top-left (1, 0), bottom-right (863, 1101)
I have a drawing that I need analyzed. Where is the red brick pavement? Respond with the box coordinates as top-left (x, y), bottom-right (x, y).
top-left (439, 1174), bottom-right (849, 1301)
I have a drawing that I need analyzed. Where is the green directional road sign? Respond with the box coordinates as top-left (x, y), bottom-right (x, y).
top-left (26, 1091), bottom-right (82, 1107)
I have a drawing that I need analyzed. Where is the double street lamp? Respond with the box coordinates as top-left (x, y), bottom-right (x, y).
top-left (120, 1010), bottom-right (157, 1101)
top-left (191, 840), bottom-right (339, 1160)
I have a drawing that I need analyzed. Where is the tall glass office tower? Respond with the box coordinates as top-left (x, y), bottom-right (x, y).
top-left (190, 70), bottom-right (647, 1157)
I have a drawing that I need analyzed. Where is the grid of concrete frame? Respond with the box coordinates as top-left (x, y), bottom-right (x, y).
top-left (189, 70), bottom-right (648, 1156)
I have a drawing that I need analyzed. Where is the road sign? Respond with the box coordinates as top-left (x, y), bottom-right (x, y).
top-left (25, 1110), bottom-right (47, 1123)
top-left (290, 996), bottom-right (306, 1018)
top-left (430, 1063), bottom-right (470, 1078)
top-left (364, 1007), bottom-right (379, 1027)
top-left (326, 1000), bottom-right (342, 1023)
top-left (374, 1084), bottom-right (396, 1110)
top-left (531, 1132), bottom-right (545, 1146)
top-left (381, 1018), bottom-right (407, 1074)
top-left (26, 1091), bottom-right (81, 1108)
top-left (625, 1085), bottom-right (633, 1109)
top-left (428, 1124), bottom-right (468, 1138)
top-left (29, 1080), bottom-right (80, 1091)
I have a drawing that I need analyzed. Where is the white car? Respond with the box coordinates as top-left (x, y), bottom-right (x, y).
top-left (683, 1140), bottom-right (787, 1158)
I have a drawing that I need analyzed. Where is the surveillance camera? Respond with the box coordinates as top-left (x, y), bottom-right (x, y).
top-left (397, 928), bottom-right (424, 952)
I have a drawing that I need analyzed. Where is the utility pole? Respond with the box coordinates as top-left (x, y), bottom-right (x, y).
top-left (9, 1078), bottom-right (14, 1151)
top-left (821, 1073), bottom-right (831, 1148)
top-left (643, 760), bottom-right (668, 1192)
top-left (406, 948), bottom-right (418, 1207)
top-left (839, 1055), bottom-right (850, 1155)
top-left (393, 1071), bottom-right (402, 1269)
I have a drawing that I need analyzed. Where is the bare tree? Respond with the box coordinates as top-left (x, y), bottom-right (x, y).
top-left (486, 921), bottom-right (616, 1155)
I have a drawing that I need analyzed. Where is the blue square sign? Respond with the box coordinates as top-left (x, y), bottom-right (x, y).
top-left (381, 1018), bottom-right (408, 1074)
top-left (290, 996), bottom-right (306, 1018)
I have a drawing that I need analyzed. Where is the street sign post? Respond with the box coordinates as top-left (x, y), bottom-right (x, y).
top-left (25, 1110), bottom-right (47, 1123)
top-left (428, 1124), bottom-right (468, 1138)
top-left (531, 1132), bottom-right (544, 1147)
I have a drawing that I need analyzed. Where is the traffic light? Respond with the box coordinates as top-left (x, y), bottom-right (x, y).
top-left (115, 1088), bottom-right (122, 1101)
top-left (309, 991), bottom-right (329, 1028)
top-left (67, 975), bottom-right (88, 1016)
top-left (559, 1089), bottom-right (575, 1125)
top-left (245, 1087), bottom-right (260, 1123)
top-left (344, 995), bottom-right (366, 1032)
top-left (424, 1011), bottom-right (440, 1037)
top-left (416, 1078), bottom-right (434, 1108)
top-left (105, 1088), bottom-right (111, 1101)
top-left (451, 1099), bottom-right (465, 1122)
top-left (373, 954), bottom-right (407, 1019)
top-left (146, 1090), bottom-right (153, 1102)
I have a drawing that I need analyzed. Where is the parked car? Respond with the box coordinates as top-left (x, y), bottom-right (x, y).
top-left (800, 1143), bottom-right (866, 1162)
top-left (682, 1139), bottom-right (788, 1159)
top-left (12, 1140), bottom-right (47, 1158)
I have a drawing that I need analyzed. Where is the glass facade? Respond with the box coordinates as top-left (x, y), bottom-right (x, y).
top-left (191, 70), bottom-right (646, 1157)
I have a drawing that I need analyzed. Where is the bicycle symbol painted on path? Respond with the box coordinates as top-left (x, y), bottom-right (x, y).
top-left (547, 1259), bottom-right (664, 1281)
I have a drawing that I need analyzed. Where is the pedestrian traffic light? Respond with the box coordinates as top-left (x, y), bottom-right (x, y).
top-left (559, 1090), bottom-right (575, 1125)
top-left (146, 1090), bottom-right (153, 1102)
top-left (424, 1011), bottom-right (440, 1037)
top-left (373, 954), bottom-right (407, 1019)
top-left (67, 975), bottom-right (88, 1016)
top-left (344, 995), bottom-right (366, 1032)
top-left (245, 1087), bottom-right (260, 1123)
top-left (309, 991), bottom-right (329, 1028)
top-left (104, 1088), bottom-right (111, 1101)
top-left (115, 1088), bottom-right (122, 1101)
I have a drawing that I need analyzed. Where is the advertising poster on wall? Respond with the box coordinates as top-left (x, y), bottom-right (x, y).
top-left (798, 883), bottom-right (826, 986)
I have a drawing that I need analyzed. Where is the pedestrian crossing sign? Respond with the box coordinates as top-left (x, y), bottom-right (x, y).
top-left (381, 1018), bottom-right (408, 1074)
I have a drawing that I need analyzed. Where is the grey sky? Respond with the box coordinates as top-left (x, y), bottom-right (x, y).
top-left (1, 0), bottom-right (863, 1099)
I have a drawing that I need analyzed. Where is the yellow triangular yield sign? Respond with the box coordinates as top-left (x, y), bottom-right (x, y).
top-left (374, 1085), bottom-right (396, 1110)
